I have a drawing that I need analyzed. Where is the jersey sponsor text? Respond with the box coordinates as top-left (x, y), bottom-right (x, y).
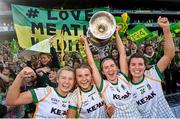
top-left (136, 91), bottom-right (156, 106)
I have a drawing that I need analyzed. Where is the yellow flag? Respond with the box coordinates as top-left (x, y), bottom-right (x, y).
top-left (121, 13), bottom-right (128, 23)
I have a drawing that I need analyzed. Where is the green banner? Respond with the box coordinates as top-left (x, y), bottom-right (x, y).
top-left (127, 24), bottom-right (152, 44)
top-left (11, 4), bottom-right (109, 52)
top-left (146, 30), bottom-right (158, 41)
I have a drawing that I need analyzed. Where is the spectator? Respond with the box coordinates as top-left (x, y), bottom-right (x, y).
top-left (144, 44), bottom-right (159, 68)
top-left (110, 47), bottom-right (120, 68)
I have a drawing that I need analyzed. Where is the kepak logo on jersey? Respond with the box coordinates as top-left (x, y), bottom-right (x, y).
top-left (113, 91), bottom-right (131, 100)
top-left (87, 101), bottom-right (104, 113)
top-left (50, 107), bottom-right (67, 116)
top-left (136, 91), bottom-right (156, 106)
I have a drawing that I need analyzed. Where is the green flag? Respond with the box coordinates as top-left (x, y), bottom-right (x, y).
top-left (10, 39), bottom-right (19, 56)
top-left (146, 30), bottom-right (158, 41)
top-left (157, 34), bottom-right (163, 42)
top-left (115, 13), bottom-right (130, 37)
top-left (170, 21), bottom-right (180, 34)
top-left (126, 24), bottom-right (152, 44)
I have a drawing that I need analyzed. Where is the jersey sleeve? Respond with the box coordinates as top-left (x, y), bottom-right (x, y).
top-left (30, 86), bottom-right (50, 104)
top-left (68, 89), bottom-right (78, 110)
top-left (145, 65), bottom-right (165, 81)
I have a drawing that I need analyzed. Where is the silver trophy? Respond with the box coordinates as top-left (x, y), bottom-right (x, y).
top-left (87, 11), bottom-right (116, 47)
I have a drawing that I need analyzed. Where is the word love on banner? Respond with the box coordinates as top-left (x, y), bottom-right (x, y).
top-left (11, 4), bottom-right (109, 52)
top-left (127, 24), bottom-right (152, 44)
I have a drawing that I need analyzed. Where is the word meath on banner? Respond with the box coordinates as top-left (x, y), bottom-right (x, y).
top-left (12, 4), bottom-right (109, 52)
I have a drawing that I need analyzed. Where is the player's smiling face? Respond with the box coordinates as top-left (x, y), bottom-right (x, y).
top-left (58, 70), bottom-right (75, 95)
top-left (102, 59), bottom-right (118, 84)
top-left (76, 68), bottom-right (92, 91)
top-left (129, 58), bottom-right (145, 81)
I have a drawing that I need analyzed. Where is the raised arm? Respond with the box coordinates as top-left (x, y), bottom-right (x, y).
top-left (115, 25), bottom-right (128, 75)
top-left (49, 37), bottom-right (60, 69)
top-left (157, 16), bottom-right (175, 72)
top-left (6, 67), bottom-right (36, 106)
top-left (80, 35), bottom-right (102, 90)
